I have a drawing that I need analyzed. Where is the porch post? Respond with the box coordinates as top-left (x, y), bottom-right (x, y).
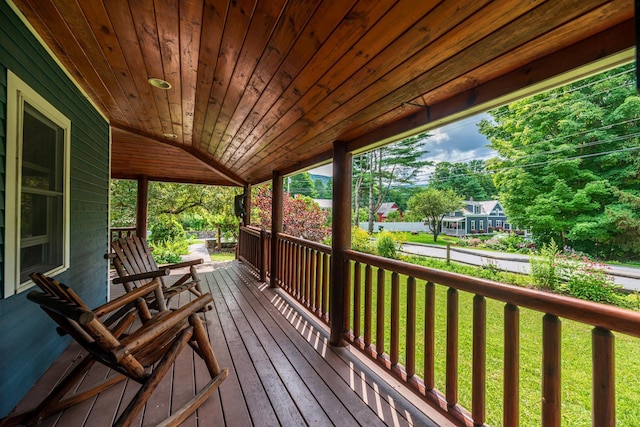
top-left (270, 171), bottom-right (283, 288)
top-left (136, 175), bottom-right (149, 240)
top-left (243, 184), bottom-right (251, 226)
top-left (330, 141), bottom-right (352, 346)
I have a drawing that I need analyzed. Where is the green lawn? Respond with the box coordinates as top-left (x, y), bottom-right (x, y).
top-left (399, 232), bottom-right (461, 246)
top-left (349, 265), bottom-right (640, 426)
top-left (210, 250), bottom-right (236, 263)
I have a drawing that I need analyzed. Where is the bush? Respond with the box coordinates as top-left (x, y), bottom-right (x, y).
top-left (149, 239), bottom-right (189, 264)
top-left (351, 226), bottom-right (374, 254)
top-left (150, 215), bottom-right (186, 243)
top-left (530, 240), bottom-right (562, 290)
top-left (376, 231), bottom-right (397, 259)
top-left (558, 258), bottom-right (629, 307)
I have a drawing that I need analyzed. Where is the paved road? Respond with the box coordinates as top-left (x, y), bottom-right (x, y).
top-left (401, 243), bottom-right (640, 291)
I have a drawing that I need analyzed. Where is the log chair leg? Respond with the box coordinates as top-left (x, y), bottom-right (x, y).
top-left (113, 328), bottom-right (193, 427)
top-left (189, 313), bottom-right (221, 376)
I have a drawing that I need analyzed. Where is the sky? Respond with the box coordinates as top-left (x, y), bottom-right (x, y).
top-left (309, 112), bottom-right (497, 184)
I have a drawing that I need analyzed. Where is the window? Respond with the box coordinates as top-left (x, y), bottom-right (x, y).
top-left (496, 220), bottom-right (503, 228)
top-left (479, 220), bottom-right (484, 231)
top-left (5, 71), bottom-right (70, 297)
top-left (471, 220), bottom-right (476, 230)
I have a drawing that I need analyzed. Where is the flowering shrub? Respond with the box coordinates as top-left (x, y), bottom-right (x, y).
top-left (531, 241), bottom-right (629, 307)
top-left (376, 231), bottom-right (398, 259)
top-left (253, 187), bottom-right (330, 242)
top-left (351, 226), bottom-right (374, 254)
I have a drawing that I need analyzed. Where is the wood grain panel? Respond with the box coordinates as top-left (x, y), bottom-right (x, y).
top-left (9, 0), bottom-right (633, 185)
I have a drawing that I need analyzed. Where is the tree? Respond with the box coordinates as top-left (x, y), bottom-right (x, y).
top-left (407, 188), bottom-right (464, 241)
top-left (353, 133), bottom-right (432, 232)
top-left (110, 180), bottom-right (242, 240)
top-left (286, 172), bottom-right (318, 198)
top-left (478, 63), bottom-right (640, 258)
top-left (429, 160), bottom-right (496, 199)
top-left (252, 187), bottom-right (330, 242)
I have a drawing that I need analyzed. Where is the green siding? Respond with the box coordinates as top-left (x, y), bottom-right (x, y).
top-left (0, 2), bottom-right (111, 417)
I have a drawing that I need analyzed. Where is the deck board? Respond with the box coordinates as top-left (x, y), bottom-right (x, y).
top-left (7, 260), bottom-right (445, 426)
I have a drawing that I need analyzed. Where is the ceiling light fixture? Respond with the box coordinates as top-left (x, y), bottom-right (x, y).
top-left (164, 133), bottom-right (178, 138)
top-left (148, 77), bottom-right (172, 89)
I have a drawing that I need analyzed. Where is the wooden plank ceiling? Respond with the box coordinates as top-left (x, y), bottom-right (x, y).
top-left (11, 0), bottom-right (635, 187)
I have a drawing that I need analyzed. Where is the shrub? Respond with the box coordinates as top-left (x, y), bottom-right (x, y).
top-left (351, 226), bottom-right (374, 254)
top-left (150, 214), bottom-right (186, 243)
top-left (376, 231), bottom-right (397, 259)
top-left (149, 239), bottom-right (189, 264)
top-left (558, 259), bottom-right (629, 307)
top-left (530, 240), bottom-right (562, 290)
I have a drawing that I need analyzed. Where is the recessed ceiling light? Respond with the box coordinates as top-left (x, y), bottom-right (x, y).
top-left (148, 77), bottom-right (172, 89)
top-left (164, 133), bottom-right (178, 138)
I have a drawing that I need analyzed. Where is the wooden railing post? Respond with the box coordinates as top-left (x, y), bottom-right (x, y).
top-left (330, 141), bottom-right (351, 346)
top-left (136, 175), bottom-right (149, 240)
top-left (270, 171), bottom-right (283, 288)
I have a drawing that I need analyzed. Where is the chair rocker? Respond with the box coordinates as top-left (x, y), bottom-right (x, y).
top-left (0, 272), bottom-right (228, 427)
top-left (107, 236), bottom-right (208, 310)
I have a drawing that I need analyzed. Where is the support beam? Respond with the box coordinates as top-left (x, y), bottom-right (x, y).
top-left (136, 175), bottom-right (149, 240)
top-left (243, 184), bottom-right (251, 226)
top-left (270, 171), bottom-right (283, 288)
top-left (330, 141), bottom-right (352, 346)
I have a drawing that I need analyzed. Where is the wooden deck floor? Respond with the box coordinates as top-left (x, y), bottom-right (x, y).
top-left (8, 260), bottom-right (449, 426)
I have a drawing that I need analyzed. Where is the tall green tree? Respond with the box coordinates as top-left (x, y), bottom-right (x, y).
top-left (353, 133), bottom-right (432, 232)
top-left (407, 188), bottom-right (464, 241)
top-left (429, 160), bottom-right (496, 199)
top-left (478, 63), bottom-right (640, 258)
top-left (287, 172), bottom-right (318, 198)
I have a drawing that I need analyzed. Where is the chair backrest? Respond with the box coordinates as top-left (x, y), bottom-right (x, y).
top-left (28, 272), bottom-right (146, 379)
top-left (110, 236), bottom-right (164, 290)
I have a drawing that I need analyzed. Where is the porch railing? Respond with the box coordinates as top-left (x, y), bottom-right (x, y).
top-left (236, 226), bottom-right (640, 426)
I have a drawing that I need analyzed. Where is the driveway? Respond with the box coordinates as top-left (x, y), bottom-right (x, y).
top-left (401, 243), bottom-right (640, 292)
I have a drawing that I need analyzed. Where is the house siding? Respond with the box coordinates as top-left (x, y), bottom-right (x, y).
top-left (0, 2), bottom-right (110, 417)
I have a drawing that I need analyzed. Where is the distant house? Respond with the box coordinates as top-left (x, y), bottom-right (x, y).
top-left (313, 198), bottom-right (333, 210)
top-left (441, 199), bottom-right (511, 236)
top-left (376, 202), bottom-right (402, 221)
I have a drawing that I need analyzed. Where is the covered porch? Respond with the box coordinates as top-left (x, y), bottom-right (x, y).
top-left (9, 259), bottom-right (448, 427)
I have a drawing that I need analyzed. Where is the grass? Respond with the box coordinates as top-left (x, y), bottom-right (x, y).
top-left (397, 232), bottom-right (461, 246)
top-left (349, 263), bottom-right (640, 426)
top-left (210, 250), bottom-right (236, 263)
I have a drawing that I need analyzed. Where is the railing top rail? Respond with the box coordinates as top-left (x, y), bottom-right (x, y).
top-left (276, 232), bottom-right (331, 254)
top-left (240, 225), bottom-right (263, 237)
top-left (345, 249), bottom-right (640, 338)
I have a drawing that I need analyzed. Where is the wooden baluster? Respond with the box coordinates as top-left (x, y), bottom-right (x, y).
top-left (322, 253), bottom-right (329, 320)
top-left (446, 287), bottom-right (458, 407)
top-left (295, 244), bottom-right (301, 300)
top-left (504, 303), bottom-right (520, 426)
top-left (472, 295), bottom-right (486, 425)
top-left (342, 259), bottom-right (351, 337)
top-left (376, 267), bottom-right (386, 358)
top-left (302, 248), bottom-right (311, 309)
top-left (353, 262), bottom-right (362, 340)
top-left (390, 272), bottom-right (400, 366)
top-left (313, 251), bottom-right (320, 314)
top-left (592, 327), bottom-right (615, 427)
top-left (542, 314), bottom-right (561, 427)
top-left (364, 264), bottom-right (373, 348)
top-left (424, 281), bottom-right (435, 390)
top-left (406, 277), bottom-right (416, 378)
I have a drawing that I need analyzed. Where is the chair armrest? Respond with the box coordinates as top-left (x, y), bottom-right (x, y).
top-left (93, 279), bottom-right (165, 317)
top-left (112, 293), bottom-right (213, 361)
top-left (112, 268), bottom-right (171, 284)
top-left (161, 258), bottom-right (204, 270)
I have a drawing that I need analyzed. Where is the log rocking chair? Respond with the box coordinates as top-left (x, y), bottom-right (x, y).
top-left (107, 236), bottom-right (207, 310)
top-left (0, 272), bottom-right (228, 427)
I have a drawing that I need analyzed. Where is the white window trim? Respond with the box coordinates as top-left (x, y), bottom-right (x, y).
top-left (4, 70), bottom-right (71, 297)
